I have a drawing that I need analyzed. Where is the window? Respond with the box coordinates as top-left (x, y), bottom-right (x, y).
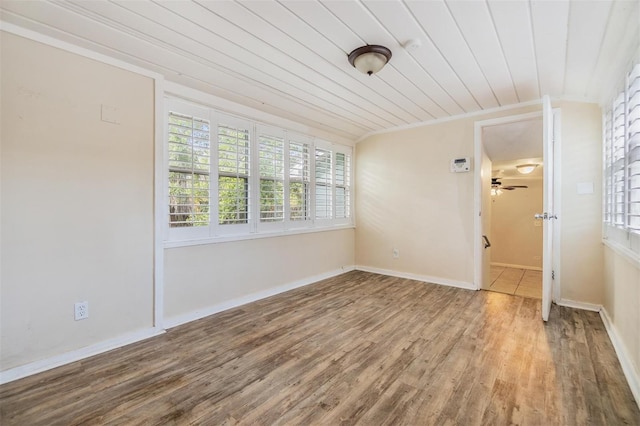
top-left (167, 110), bottom-right (211, 228)
top-left (258, 127), bottom-right (285, 224)
top-left (165, 98), bottom-right (353, 244)
top-left (289, 137), bottom-right (311, 223)
top-left (218, 120), bottom-right (250, 227)
top-left (603, 63), bottom-right (640, 258)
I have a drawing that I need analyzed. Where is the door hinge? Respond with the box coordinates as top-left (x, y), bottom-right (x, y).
top-left (552, 270), bottom-right (555, 280)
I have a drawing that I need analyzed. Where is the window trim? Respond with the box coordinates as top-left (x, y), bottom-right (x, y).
top-left (164, 96), bottom-right (354, 247)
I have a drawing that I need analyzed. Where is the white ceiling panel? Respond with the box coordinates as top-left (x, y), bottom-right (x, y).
top-left (487, 0), bottom-right (540, 102)
top-left (564, 0), bottom-right (613, 97)
top-left (445, 0), bottom-right (519, 107)
top-left (530, 0), bottom-right (570, 97)
top-left (405, 0), bottom-right (498, 110)
top-left (1, 0), bottom-right (637, 142)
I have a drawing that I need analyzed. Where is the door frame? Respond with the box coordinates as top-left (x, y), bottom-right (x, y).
top-left (473, 109), bottom-right (561, 300)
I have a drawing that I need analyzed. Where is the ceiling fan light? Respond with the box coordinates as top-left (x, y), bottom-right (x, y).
top-left (516, 164), bottom-right (537, 174)
top-left (348, 45), bottom-right (392, 76)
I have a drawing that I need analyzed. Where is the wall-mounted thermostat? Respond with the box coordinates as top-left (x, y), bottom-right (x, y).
top-left (450, 157), bottom-right (470, 173)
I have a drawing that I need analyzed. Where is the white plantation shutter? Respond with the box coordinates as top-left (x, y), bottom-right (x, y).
top-left (335, 150), bottom-right (351, 220)
top-left (627, 64), bottom-right (640, 231)
top-left (289, 138), bottom-right (311, 222)
top-left (603, 108), bottom-right (613, 225)
top-left (602, 62), bottom-right (640, 260)
top-left (218, 117), bottom-right (251, 226)
top-left (165, 98), bottom-right (353, 244)
top-left (315, 147), bottom-right (332, 220)
top-left (258, 128), bottom-right (285, 223)
top-left (167, 111), bottom-right (211, 228)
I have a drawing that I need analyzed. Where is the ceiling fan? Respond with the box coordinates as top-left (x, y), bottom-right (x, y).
top-left (491, 177), bottom-right (528, 191)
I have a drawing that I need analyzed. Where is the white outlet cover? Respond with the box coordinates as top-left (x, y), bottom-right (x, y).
top-left (74, 301), bottom-right (89, 320)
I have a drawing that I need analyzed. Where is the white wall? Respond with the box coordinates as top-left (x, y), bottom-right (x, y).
top-left (164, 229), bottom-right (355, 325)
top-left (1, 32), bottom-right (155, 370)
top-left (0, 31), bottom-right (357, 377)
top-left (356, 101), bottom-right (604, 303)
top-left (603, 248), bottom-right (640, 403)
top-left (491, 178), bottom-right (543, 269)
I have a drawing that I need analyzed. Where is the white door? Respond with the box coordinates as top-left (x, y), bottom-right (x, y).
top-left (539, 95), bottom-right (555, 321)
top-left (481, 147), bottom-right (493, 289)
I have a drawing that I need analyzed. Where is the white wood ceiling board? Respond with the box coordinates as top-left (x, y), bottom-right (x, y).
top-left (357, 0), bottom-right (481, 114)
top-left (563, 0), bottom-right (613, 98)
top-left (530, 0), bottom-right (570, 97)
top-left (98, 0), bottom-right (385, 131)
top-left (109, 1), bottom-right (384, 133)
top-left (197, 0), bottom-right (420, 125)
top-left (241, 1), bottom-right (416, 126)
top-left (444, 0), bottom-right (518, 108)
top-left (404, 0), bottom-right (499, 110)
top-left (0, 1), bottom-right (365, 139)
top-left (276, 0), bottom-right (444, 121)
top-left (282, 1), bottom-right (449, 120)
top-left (487, 0), bottom-right (540, 102)
top-left (586, 0), bottom-right (639, 103)
top-left (164, 0), bottom-right (407, 127)
top-left (320, 0), bottom-right (466, 116)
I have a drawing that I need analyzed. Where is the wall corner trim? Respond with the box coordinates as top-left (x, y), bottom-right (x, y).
top-left (0, 327), bottom-right (165, 385)
top-left (163, 266), bottom-right (356, 329)
top-left (600, 307), bottom-right (640, 409)
top-left (355, 266), bottom-right (476, 291)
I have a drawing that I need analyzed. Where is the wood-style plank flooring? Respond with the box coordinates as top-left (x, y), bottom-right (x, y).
top-left (1, 271), bottom-right (639, 425)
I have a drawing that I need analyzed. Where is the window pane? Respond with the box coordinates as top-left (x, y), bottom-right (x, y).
top-left (218, 176), bottom-right (248, 225)
top-left (218, 122), bottom-right (250, 225)
top-left (290, 141), bottom-right (310, 221)
top-left (259, 134), bottom-right (284, 222)
top-left (315, 148), bottom-right (332, 219)
top-left (168, 112), bottom-right (210, 227)
top-left (335, 152), bottom-right (351, 219)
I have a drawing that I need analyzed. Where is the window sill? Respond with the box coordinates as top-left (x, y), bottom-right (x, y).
top-left (164, 223), bottom-right (355, 249)
top-left (602, 238), bottom-right (640, 269)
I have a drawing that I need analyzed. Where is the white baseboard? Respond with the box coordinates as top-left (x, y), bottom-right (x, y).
top-left (355, 265), bottom-right (476, 291)
top-left (600, 308), bottom-right (640, 409)
top-left (556, 299), bottom-right (602, 312)
top-left (491, 262), bottom-right (542, 271)
top-left (0, 327), bottom-right (165, 385)
top-left (163, 266), bottom-right (356, 329)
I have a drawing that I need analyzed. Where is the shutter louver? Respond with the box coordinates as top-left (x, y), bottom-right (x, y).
top-left (259, 133), bottom-right (285, 222)
top-left (315, 148), bottom-right (332, 219)
top-left (627, 64), bottom-right (640, 231)
top-left (612, 92), bottom-right (626, 227)
top-left (335, 152), bottom-right (351, 219)
top-left (289, 141), bottom-right (311, 221)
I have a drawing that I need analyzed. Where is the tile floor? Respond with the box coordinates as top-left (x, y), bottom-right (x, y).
top-left (488, 265), bottom-right (542, 299)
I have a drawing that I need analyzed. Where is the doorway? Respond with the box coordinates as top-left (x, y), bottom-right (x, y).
top-left (484, 118), bottom-right (544, 299)
top-left (474, 106), bottom-right (560, 300)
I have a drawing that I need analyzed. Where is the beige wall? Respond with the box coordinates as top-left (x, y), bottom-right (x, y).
top-left (558, 101), bottom-right (603, 304)
top-left (1, 33), bottom-right (155, 369)
top-left (164, 229), bottom-right (355, 322)
top-left (356, 101), bottom-right (604, 304)
top-left (491, 178), bottom-right (543, 269)
top-left (603, 247), bottom-right (640, 390)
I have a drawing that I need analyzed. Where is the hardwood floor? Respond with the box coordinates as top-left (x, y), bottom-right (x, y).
top-left (1, 271), bottom-right (638, 425)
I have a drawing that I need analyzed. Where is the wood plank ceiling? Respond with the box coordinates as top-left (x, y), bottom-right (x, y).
top-left (1, 0), bottom-right (638, 141)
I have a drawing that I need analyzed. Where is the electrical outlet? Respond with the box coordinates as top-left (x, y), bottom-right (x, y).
top-left (74, 301), bottom-right (89, 321)
top-left (392, 248), bottom-right (400, 259)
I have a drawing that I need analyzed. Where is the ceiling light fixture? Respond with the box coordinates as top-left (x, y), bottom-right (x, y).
top-left (516, 164), bottom-right (538, 174)
top-left (348, 45), bottom-right (392, 76)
